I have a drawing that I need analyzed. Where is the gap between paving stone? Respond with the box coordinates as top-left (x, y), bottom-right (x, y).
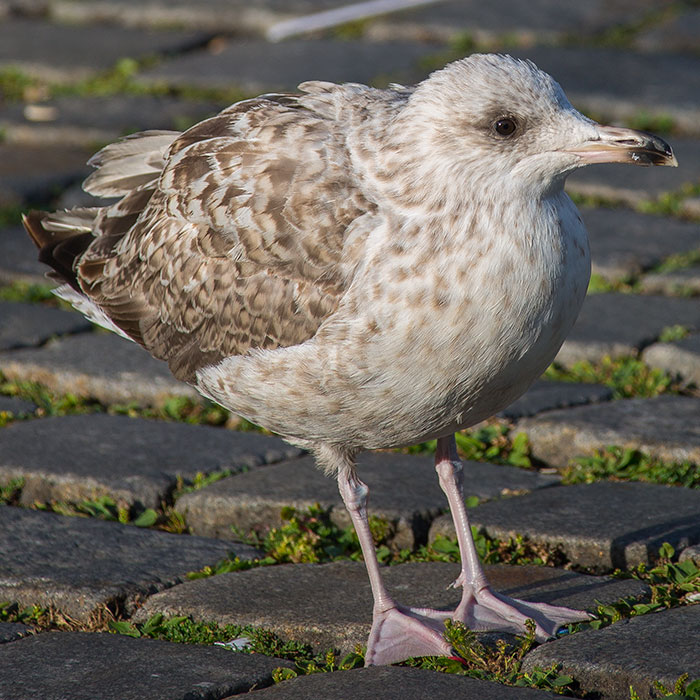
top-left (0, 622), bottom-right (30, 644)
top-left (176, 452), bottom-right (561, 549)
top-left (580, 207), bottom-right (700, 282)
top-left (0, 226), bottom-right (50, 286)
top-left (640, 265), bottom-right (700, 297)
top-left (0, 95), bottom-right (227, 148)
top-left (51, 0), bottom-right (353, 34)
top-left (430, 481), bottom-right (700, 571)
top-left (518, 395), bottom-right (700, 466)
top-left (0, 413), bottom-right (302, 511)
top-left (496, 379), bottom-right (612, 420)
top-left (0, 330), bottom-right (199, 405)
top-left (0, 631), bottom-right (290, 700)
top-left (0, 301), bottom-right (91, 351)
top-left (0, 18), bottom-right (212, 82)
top-left (250, 665), bottom-right (561, 700)
top-left (362, 0), bottom-right (661, 45)
top-left (132, 560), bottom-right (648, 655)
top-left (522, 605), bottom-right (700, 700)
top-left (0, 143), bottom-right (92, 207)
top-left (0, 506), bottom-right (260, 623)
top-left (555, 294), bottom-right (700, 366)
top-left (137, 38), bottom-right (439, 93)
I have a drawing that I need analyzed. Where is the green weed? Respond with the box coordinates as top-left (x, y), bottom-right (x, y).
top-left (545, 355), bottom-right (680, 398)
top-left (570, 544), bottom-right (700, 636)
top-left (562, 446), bottom-right (699, 489)
top-left (406, 424), bottom-right (532, 468)
top-left (0, 477), bottom-right (24, 505)
top-left (110, 612), bottom-right (364, 676)
top-left (630, 675), bottom-right (700, 700)
top-left (658, 324), bottom-right (691, 343)
top-left (0, 375), bottom-right (100, 417)
top-left (0, 601), bottom-right (47, 626)
top-left (407, 619), bottom-right (577, 695)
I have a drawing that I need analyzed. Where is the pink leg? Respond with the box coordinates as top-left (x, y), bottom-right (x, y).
top-left (337, 467), bottom-right (452, 666)
top-left (435, 435), bottom-right (591, 642)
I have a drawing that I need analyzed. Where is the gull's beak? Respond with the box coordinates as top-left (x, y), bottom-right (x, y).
top-left (566, 125), bottom-right (678, 167)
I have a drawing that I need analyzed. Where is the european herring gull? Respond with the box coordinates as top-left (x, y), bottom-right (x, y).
top-left (24, 53), bottom-right (676, 666)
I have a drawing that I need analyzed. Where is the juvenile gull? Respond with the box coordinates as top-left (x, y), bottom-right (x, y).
top-left (23, 54), bottom-right (676, 666)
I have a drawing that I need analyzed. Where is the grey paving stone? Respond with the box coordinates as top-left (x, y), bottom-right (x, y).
top-left (518, 395), bottom-right (700, 466)
top-left (0, 622), bottom-right (31, 644)
top-left (0, 142), bottom-right (92, 206)
top-left (555, 294), bottom-right (700, 366)
top-left (0, 395), bottom-right (36, 415)
top-left (251, 665), bottom-right (559, 700)
top-left (364, 0), bottom-right (659, 44)
top-left (139, 38), bottom-right (438, 93)
top-left (0, 330), bottom-right (200, 405)
top-left (642, 333), bottom-right (700, 386)
top-left (0, 413), bottom-right (301, 510)
top-left (0, 225), bottom-right (49, 286)
top-left (0, 301), bottom-right (91, 351)
top-left (635, 7), bottom-right (700, 53)
top-left (133, 560), bottom-right (648, 655)
top-left (581, 207), bottom-right (700, 282)
top-left (431, 481), bottom-right (700, 571)
top-left (0, 506), bottom-right (259, 623)
top-left (513, 46), bottom-right (700, 138)
top-left (176, 453), bottom-right (561, 548)
top-left (498, 380), bottom-right (612, 420)
top-left (679, 544), bottom-right (700, 565)
top-left (51, 0), bottom-right (351, 33)
top-left (0, 94), bottom-right (227, 147)
top-left (522, 605), bottom-right (700, 700)
top-left (0, 18), bottom-right (210, 81)
top-left (0, 631), bottom-right (288, 700)
top-left (640, 265), bottom-right (700, 296)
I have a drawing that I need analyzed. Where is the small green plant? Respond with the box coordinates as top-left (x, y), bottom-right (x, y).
top-left (0, 67), bottom-right (42, 101)
top-left (41, 495), bottom-right (159, 527)
top-left (0, 601), bottom-right (47, 626)
top-left (570, 544), bottom-right (700, 636)
top-left (545, 355), bottom-right (680, 399)
top-left (658, 325), bottom-right (691, 343)
top-left (0, 282), bottom-right (60, 305)
top-left (406, 424), bottom-right (532, 468)
top-left (407, 619), bottom-right (576, 694)
top-left (0, 375), bottom-right (100, 417)
top-left (427, 530), bottom-right (568, 569)
top-left (262, 503), bottom-right (392, 564)
top-left (626, 111), bottom-right (676, 135)
top-left (586, 273), bottom-right (637, 295)
top-left (562, 447), bottom-right (699, 489)
top-left (630, 675), bottom-right (700, 700)
top-left (0, 477), bottom-right (24, 505)
top-left (110, 613), bottom-right (364, 676)
top-left (637, 183), bottom-right (700, 218)
top-left (653, 249), bottom-right (700, 275)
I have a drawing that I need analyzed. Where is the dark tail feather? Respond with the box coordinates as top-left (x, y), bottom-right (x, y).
top-left (22, 211), bottom-right (92, 293)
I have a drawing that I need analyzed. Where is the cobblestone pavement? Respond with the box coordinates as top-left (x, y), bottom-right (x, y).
top-left (0, 2), bottom-right (699, 699)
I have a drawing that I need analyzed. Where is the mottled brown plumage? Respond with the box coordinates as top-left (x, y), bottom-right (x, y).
top-left (27, 87), bottom-right (382, 382)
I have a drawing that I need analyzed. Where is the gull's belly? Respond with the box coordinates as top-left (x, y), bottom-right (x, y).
top-left (354, 213), bottom-right (591, 447)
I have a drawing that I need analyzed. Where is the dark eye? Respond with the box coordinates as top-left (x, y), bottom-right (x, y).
top-left (494, 117), bottom-right (517, 137)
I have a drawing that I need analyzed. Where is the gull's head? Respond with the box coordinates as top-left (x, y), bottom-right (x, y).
top-left (408, 53), bottom-right (676, 194)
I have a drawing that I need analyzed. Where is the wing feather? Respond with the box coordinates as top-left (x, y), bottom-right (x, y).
top-left (72, 92), bottom-right (378, 381)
